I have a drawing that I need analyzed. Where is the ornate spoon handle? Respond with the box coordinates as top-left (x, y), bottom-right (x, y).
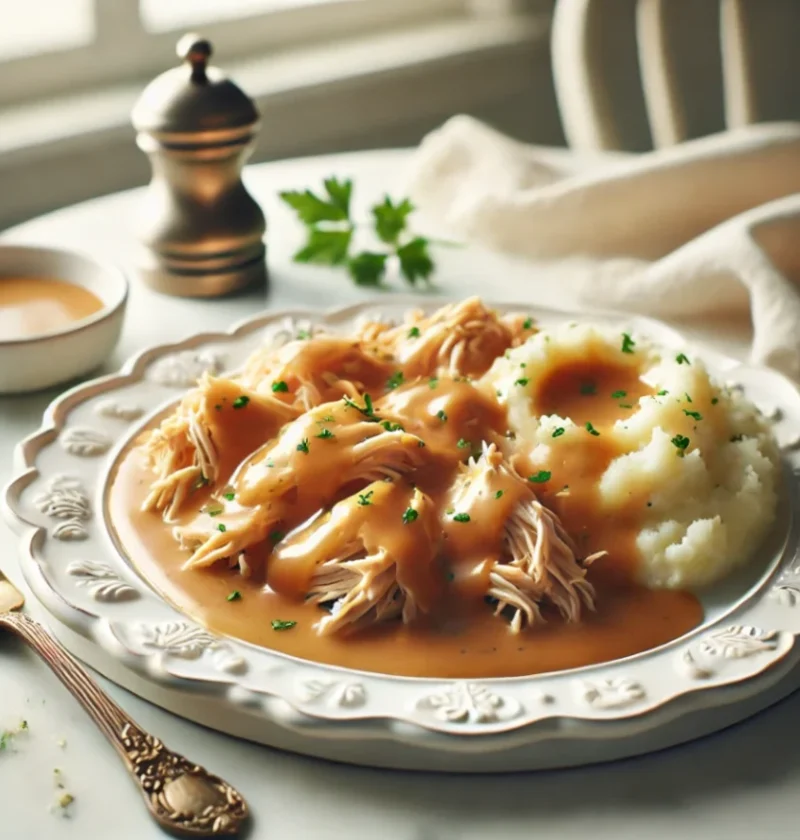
top-left (0, 611), bottom-right (248, 837)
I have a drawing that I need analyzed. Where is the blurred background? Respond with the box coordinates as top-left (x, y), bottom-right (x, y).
top-left (0, 0), bottom-right (797, 230)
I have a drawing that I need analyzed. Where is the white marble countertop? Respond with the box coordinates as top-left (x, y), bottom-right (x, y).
top-left (0, 149), bottom-right (795, 839)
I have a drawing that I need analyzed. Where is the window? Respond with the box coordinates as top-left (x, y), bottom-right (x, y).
top-left (0, 0), bottom-right (466, 109)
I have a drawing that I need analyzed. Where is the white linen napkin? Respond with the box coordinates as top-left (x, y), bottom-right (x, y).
top-left (406, 116), bottom-right (800, 381)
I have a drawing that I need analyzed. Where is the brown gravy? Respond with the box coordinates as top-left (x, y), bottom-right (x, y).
top-left (0, 276), bottom-right (103, 340)
top-left (108, 354), bottom-right (703, 679)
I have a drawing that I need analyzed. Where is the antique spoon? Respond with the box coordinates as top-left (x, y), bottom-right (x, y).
top-left (0, 571), bottom-right (248, 837)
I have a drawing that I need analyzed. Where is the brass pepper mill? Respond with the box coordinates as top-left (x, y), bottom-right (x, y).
top-left (131, 33), bottom-right (267, 297)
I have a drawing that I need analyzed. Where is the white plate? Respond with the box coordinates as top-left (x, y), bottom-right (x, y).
top-left (5, 299), bottom-right (800, 772)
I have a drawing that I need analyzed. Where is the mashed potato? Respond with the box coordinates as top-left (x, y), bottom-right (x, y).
top-left (485, 322), bottom-right (780, 589)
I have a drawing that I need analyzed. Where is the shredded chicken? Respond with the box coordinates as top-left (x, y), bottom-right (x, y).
top-left (447, 444), bottom-right (599, 632)
top-left (141, 372), bottom-right (298, 520)
top-left (177, 398), bottom-right (427, 570)
top-left (278, 482), bottom-right (441, 635)
top-left (358, 297), bottom-right (522, 378)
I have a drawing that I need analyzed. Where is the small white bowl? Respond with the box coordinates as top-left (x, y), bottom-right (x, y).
top-left (0, 245), bottom-right (128, 394)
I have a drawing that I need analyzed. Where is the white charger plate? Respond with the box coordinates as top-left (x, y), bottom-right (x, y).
top-left (5, 299), bottom-right (800, 772)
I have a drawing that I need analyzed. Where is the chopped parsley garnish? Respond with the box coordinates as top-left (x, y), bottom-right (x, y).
top-left (457, 438), bottom-right (470, 449)
top-left (271, 619), bottom-right (296, 631)
top-left (684, 393), bottom-right (693, 403)
top-left (579, 381), bottom-right (596, 395)
top-left (232, 395), bottom-right (250, 409)
top-left (297, 438), bottom-right (310, 453)
top-left (676, 353), bottom-right (690, 365)
top-left (494, 490), bottom-right (504, 499)
top-left (357, 491), bottom-right (374, 506)
top-left (528, 470), bottom-right (551, 483)
top-left (657, 389), bottom-right (669, 396)
top-left (402, 507), bottom-right (419, 524)
top-left (222, 491), bottom-right (235, 501)
top-left (271, 380), bottom-right (289, 393)
top-left (585, 422), bottom-right (600, 436)
top-left (436, 409), bottom-right (447, 422)
top-left (206, 506), bottom-right (223, 517)
top-left (296, 329), bottom-right (311, 340)
top-left (417, 440), bottom-right (426, 448)
top-left (217, 523), bottom-right (227, 533)
top-left (266, 458), bottom-right (275, 468)
top-left (407, 326), bottom-right (420, 338)
top-left (552, 427), bottom-right (565, 438)
top-left (730, 434), bottom-right (744, 443)
top-left (683, 409), bottom-right (703, 420)
top-left (386, 371), bottom-right (404, 391)
top-left (268, 531), bottom-right (285, 544)
top-left (671, 434), bottom-right (690, 452)
top-left (320, 414), bottom-right (334, 422)
top-left (621, 333), bottom-right (636, 354)
top-left (611, 390), bottom-right (627, 399)
top-left (428, 377), bottom-right (438, 389)
top-left (452, 512), bottom-right (471, 523)
top-left (315, 428), bottom-right (335, 439)
top-left (227, 590), bottom-right (241, 602)
top-left (522, 317), bottom-right (533, 330)
top-left (515, 378), bottom-right (529, 387)
top-left (342, 394), bottom-right (377, 419)
top-left (380, 419), bottom-right (404, 432)
top-left (711, 397), bottom-right (719, 405)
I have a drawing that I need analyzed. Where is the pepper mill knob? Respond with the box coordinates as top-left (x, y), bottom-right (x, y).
top-left (177, 33), bottom-right (211, 81)
top-left (131, 34), bottom-right (267, 298)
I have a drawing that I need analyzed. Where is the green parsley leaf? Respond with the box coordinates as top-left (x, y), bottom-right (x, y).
top-left (515, 378), bottom-right (529, 387)
top-left (232, 395), bottom-right (250, 410)
top-left (271, 380), bottom-right (289, 393)
top-left (494, 490), bottom-right (504, 499)
top-left (684, 393), bottom-right (693, 403)
top-left (315, 428), bottom-right (335, 439)
top-left (671, 434), bottom-right (690, 451)
top-left (271, 619), bottom-right (297, 631)
top-left (402, 507), bottom-right (419, 524)
top-left (407, 326), bottom-right (420, 339)
top-left (222, 491), bottom-right (235, 501)
top-left (270, 530), bottom-right (285, 543)
top-left (206, 506), bottom-right (223, 517)
top-left (372, 195), bottom-right (414, 244)
top-left (279, 179), bottom-right (351, 224)
top-left (683, 409), bottom-right (703, 421)
top-left (657, 389), bottom-right (669, 396)
top-left (217, 523), bottom-right (227, 533)
top-left (428, 377), bottom-right (438, 389)
top-left (294, 227), bottom-right (353, 266)
top-left (296, 329), bottom-right (311, 340)
top-left (452, 512), bottom-right (471, 523)
top-left (730, 434), bottom-right (744, 443)
top-left (397, 236), bottom-right (434, 284)
top-left (347, 251), bottom-right (387, 286)
top-left (342, 394), bottom-right (377, 419)
top-left (580, 381), bottom-right (597, 395)
top-left (380, 420), bottom-right (404, 432)
top-left (585, 422), bottom-right (600, 436)
top-left (522, 317), bottom-right (533, 330)
top-left (297, 438), bottom-right (310, 454)
top-left (621, 333), bottom-right (636, 353)
top-left (320, 414), bottom-right (334, 422)
top-left (436, 409), bottom-right (447, 422)
top-left (457, 438), bottom-right (470, 448)
top-left (528, 470), bottom-right (551, 483)
top-left (386, 371), bottom-right (404, 391)
top-left (611, 390), bottom-right (627, 399)
top-left (357, 491), bottom-right (374, 506)
top-left (227, 590), bottom-right (241, 602)
top-left (676, 353), bottom-right (690, 365)
top-left (552, 427), bottom-right (565, 438)
top-left (711, 397), bottom-right (719, 405)
top-left (619, 403), bottom-right (633, 409)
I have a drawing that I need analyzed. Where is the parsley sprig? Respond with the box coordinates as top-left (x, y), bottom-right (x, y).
top-left (280, 178), bottom-right (436, 287)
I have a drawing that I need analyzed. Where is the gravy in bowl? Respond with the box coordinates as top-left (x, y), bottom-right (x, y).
top-left (0, 276), bottom-right (104, 340)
